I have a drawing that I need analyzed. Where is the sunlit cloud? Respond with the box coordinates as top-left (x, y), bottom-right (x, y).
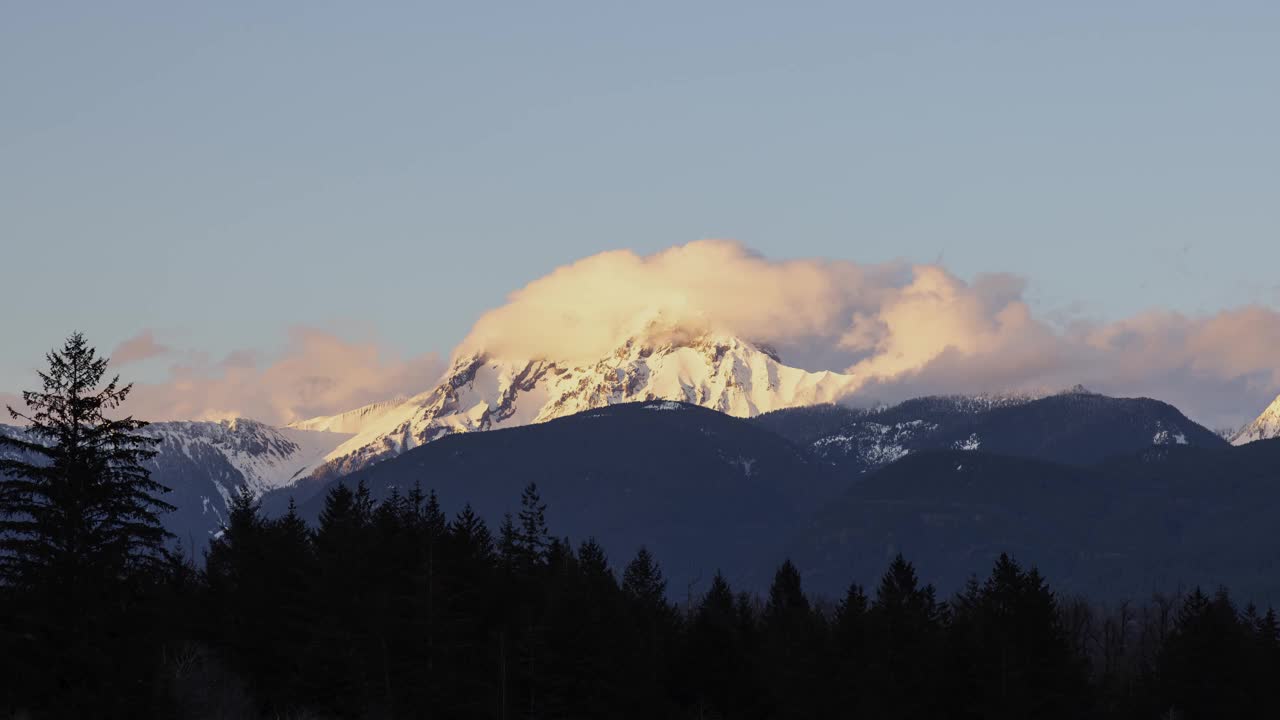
top-left (110, 330), bottom-right (170, 366)
top-left (461, 240), bottom-right (1280, 430)
top-left (7, 241), bottom-right (1276, 432)
top-left (120, 327), bottom-right (443, 426)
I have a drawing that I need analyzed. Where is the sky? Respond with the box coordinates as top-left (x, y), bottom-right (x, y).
top-left (2, 2), bottom-right (1278, 427)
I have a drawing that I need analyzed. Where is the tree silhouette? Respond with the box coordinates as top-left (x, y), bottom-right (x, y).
top-left (866, 554), bottom-right (944, 720)
top-left (948, 554), bottom-right (1086, 719)
top-left (0, 333), bottom-right (173, 715)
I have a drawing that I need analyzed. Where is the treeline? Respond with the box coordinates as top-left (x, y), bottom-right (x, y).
top-left (3, 335), bottom-right (1280, 718)
top-left (11, 478), bottom-right (1280, 718)
top-left (165, 480), bottom-right (1275, 719)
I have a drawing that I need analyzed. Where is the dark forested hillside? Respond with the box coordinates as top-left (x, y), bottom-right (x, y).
top-left (276, 397), bottom-right (1280, 602)
top-left (751, 402), bottom-right (869, 445)
top-left (793, 440), bottom-right (1280, 601)
top-left (292, 401), bottom-right (838, 590)
top-left (793, 450), bottom-right (1113, 597)
top-left (956, 392), bottom-right (1229, 465)
top-left (759, 390), bottom-right (1228, 475)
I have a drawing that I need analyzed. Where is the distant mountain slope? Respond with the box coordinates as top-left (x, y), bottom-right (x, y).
top-left (792, 451), bottom-right (1111, 596)
top-left (290, 390), bottom-right (1268, 599)
top-left (1, 420), bottom-right (350, 547)
top-left (791, 439), bottom-right (1280, 600)
top-left (960, 391), bottom-right (1228, 463)
top-left (772, 389), bottom-right (1226, 475)
top-left (5, 381), bottom-right (1263, 595)
top-left (751, 403), bottom-right (870, 446)
top-left (295, 401), bottom-right (834, 591)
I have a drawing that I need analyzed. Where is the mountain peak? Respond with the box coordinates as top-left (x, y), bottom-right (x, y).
top-left (1232, 392), bottom-right (1280, 446)
top-left (305, 331), bottom-right (859, 478)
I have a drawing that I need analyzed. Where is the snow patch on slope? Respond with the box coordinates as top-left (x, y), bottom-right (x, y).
top-left (148, 419), bottom-right (350, 500)
top-left (645, 401), bottom-right (684, 411)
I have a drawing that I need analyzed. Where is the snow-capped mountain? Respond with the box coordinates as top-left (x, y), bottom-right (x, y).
top-left (1233, 392), bottom-right (1280, 445)
top-left (145, 419), bottom-right (349, 504)
top-left (296, 333), bottom-right (860, 479)
top-left (2, 332), bottom-right (856, 545)
top-left (1, 419), bottom-right (352, 544)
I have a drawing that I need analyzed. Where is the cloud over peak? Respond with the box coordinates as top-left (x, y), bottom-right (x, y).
top-left (8, 240), bottom-right (1276, 432)
top-left (459, 240), bottom-right (1280, 429)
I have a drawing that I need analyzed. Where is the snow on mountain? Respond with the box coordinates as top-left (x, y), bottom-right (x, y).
top-left (0, 419), bottom-right (352, 544)
top-left (800, 393), bottom-right (1036, 470)
top-left (789, 386), bottom-right (1227, 474)
top-left (1233, 393), bottom-right (1280, 445)
top-left (146, 419), bottom-right (351, 504)
top-left (301, 333), bottom-right (860, 478)
top-left (5, 331), bottom-right (857, 502)
top-left (287, 397), bottom-right (408, 435)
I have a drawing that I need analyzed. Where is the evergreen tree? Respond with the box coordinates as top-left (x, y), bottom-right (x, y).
top-left (760, 559), bottom-right (822, 718)
top-left (0, 332), bottom-right (173, 715)
top-left (949, 554), bottom-right (1085, 719)
top-left (451, 503), bottom-right (495, 565)
top-left (517, 482), bottom-right (550, 570)
top-left (423, 486), bottom-right (447, 535)
top-left (0, 332), bottom-right (172, 584)
top-left (1158, 586), bottom-right (1251, 718)
top-left (397, 485), bottom-right (451, 714)
top-left (866, 554), bottom-right (944, 720)
top-left (308, 481), bottom-right (378, 715)
top-left (620, 546), bottom-right (679, 714)
top-left (442, 504), bottom-right (499, 717)
top-left (1253, 607), bottom-right (1280, 715)
top-left (764, 559), bottom-right (809, 622)
top-left (688, 572), bottom-right (761, 717)
top-left (831, 582), bottom-right (870, 711)
top-left (204, 487), bottom-right (313, 713)
top-left (498, 512), bottom-right (520, 571)
top-left (541, 538), bottom-right (624, 715)
top-left (315, 482), bottom-right (367, 553)
top-left (622, 546), bottom-right (667, 609)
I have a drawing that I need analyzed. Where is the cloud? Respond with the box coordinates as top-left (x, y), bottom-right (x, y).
top-left (459, 240), bottom-right (904, 365)
top-left (110, 330), bottom-right (170, 366)
top-left (9, 240), bottom-right (1277, 432)
top-left (848, 306), bottom-right (1280, 431)
top-left (120, 328), bottom-right (443, 426)
top-left (460, 240), bottom-right (1280, 430)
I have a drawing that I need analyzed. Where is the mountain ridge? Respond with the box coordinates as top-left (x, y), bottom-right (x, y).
top-left (300, 332), bottom-right (860, 479)
top-left (1232, 392), bottom-right (1280, 445)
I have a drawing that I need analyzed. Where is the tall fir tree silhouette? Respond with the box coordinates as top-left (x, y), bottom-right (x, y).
top-left (761, 559), bottom-right (823, 718)
top-left (0, 332), bottom-right (173, 715)
top-left (866, 554), bottom-right (944, 720)
top-left (0, 332), bottom-right (171, 586)
top-left (948, 554), bottom-right (1085, 720)
top-left (517, 482), bottom-right (550, 571)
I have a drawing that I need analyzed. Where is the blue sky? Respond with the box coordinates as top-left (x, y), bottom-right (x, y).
top-left (3, 2), bottom-right (1278, 413)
